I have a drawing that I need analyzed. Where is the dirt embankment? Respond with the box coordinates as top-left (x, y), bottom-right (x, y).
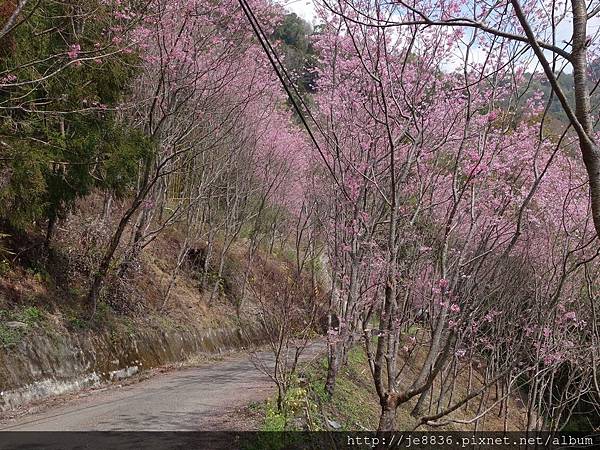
top-left (0, 194), bottom-right (304, 414)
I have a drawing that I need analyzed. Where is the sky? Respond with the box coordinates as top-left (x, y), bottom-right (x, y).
top-left (279, 0), bottom-right (317, 24)
top-left (276, 0), bottom-right (600, 74)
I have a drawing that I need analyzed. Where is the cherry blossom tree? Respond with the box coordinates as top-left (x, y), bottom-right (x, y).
top-left (319, 0), bottom-right (600, 240)
top-left (85, 0), bottom-right (313, 312)
top-left (310, 0), bottom-right (600, 430)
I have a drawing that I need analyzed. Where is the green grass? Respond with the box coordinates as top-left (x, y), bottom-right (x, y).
top-left (0, 306), bottom-right (46, 347)
top-left (318, 347), bottom-right (380, 430)
top-left (282, 341), bottom-right (530, 433)
top-left (262, 402), bottom-right (287, 432)
top-left (0, 324), bottom-right (21, 347)
top-left (259, 346), bottom-right (381, 432)
top-left (260, 384), bottom-right (312, 431)
top-left (0, 258), bottom-right (10, 276)
top-left (243, 389), bottom-right (315, 450)
top-left (67, 313), bottom-right (88, 330)
top-left (18, 306), bottom-right (42, 325)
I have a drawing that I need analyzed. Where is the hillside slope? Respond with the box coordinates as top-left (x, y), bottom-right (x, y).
top-left (251, 345), bottom-right (528, 432)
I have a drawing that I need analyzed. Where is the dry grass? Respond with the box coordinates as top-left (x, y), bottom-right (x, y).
top-left (0, 191), bottom-right (299, 336)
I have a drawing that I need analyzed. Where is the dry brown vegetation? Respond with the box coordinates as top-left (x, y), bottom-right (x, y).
top-left (0, 192), bottom-right (306, 339)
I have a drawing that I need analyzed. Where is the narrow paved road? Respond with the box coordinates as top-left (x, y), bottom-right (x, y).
top-left (0, 341), bottom-right (324, 431)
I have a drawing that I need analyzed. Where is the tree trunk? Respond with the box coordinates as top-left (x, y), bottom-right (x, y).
top-left (378, 395), bottom-right (398, 431)
top-left (325, 345), bottom-right (340, 397)
top-left (512, 0), bottom-right (600, 239)
top-left (411, 387), bottom-right (430, 417)
top-left (209, 249), bottom-right (226, 305)
top-left (581, 140), bottom-right (600, 236)
top-left (44, 211), bottom-right (57, 252)
top-left (86, 156), bottom-right (153, 316)
top-left (571, 0), bottom-right (600, 239)
top-left (200, 226), bottom-right (214, 289)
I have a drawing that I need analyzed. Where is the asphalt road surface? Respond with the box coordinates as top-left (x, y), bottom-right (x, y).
top-left (0, 341), bottom-right (325, 432)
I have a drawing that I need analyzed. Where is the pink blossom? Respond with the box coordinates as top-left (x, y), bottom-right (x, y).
top-left (542, 327), bottom-right (551, 338)
top-left (0, 74), bottom-right (17, 84)
top-left (438, 278), bottom-right (449, 291)
top-left (67, 44), bottom-right (81, 59)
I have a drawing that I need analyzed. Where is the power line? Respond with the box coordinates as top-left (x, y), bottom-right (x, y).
top-left (242, 1), bottom-right (330, 142)
top-left (237, 0), bottom-right (346, 194)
